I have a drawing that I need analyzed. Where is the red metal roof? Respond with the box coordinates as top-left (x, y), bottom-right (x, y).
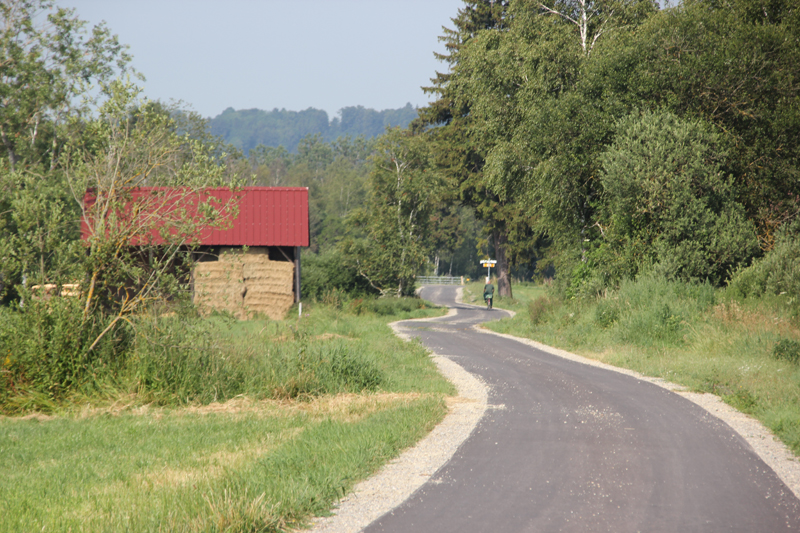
top-left (82, 187), bottom-right (309, 247)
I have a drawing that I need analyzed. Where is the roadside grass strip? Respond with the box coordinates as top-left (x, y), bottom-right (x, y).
top-left (469, 281), bottom-right (800, 457)
top-left (0, 301), bottom-right (453, 532)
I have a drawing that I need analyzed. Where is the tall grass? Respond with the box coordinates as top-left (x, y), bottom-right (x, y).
top-left (0, 296), bottom-right (131, 411)
top-left (1, 296), bottom-right (445, 413)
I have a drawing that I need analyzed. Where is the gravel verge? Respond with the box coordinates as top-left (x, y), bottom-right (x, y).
top-left (308, 301), bottom-right (488, 533)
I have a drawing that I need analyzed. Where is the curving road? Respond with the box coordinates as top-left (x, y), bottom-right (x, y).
top-left (365, 286), bottom-right (800, 532)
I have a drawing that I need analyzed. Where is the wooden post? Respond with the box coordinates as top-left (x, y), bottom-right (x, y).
top-left (294, 246), bottom-right (301, 303)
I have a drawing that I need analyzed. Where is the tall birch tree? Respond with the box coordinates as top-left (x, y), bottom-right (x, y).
top-left (344, 129), bottom-right (440, 297)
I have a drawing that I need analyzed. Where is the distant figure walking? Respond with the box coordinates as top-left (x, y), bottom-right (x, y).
top-left (483, 277), bottom-right (494, 310)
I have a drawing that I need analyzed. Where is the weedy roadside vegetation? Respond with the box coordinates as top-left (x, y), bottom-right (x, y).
top-left (468, 243), bottom-right (800, 456)
top-left (0, 297), bottom-right (453, 532)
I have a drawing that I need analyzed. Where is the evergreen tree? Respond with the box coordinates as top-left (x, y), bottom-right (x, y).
top-left (412, 1), bottom-right (523, 296)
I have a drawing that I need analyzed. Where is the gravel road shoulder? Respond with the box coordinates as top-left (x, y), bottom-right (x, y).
top-left (308, 304), bottom-right (488, 533)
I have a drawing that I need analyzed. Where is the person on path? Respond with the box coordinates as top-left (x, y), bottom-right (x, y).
top-left (483, 277), bottom-right (494, 310)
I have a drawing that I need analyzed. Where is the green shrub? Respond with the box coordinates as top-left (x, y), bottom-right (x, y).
top-left (728, 222), bottom-right (800, 301)
top-left (564, 260), bottom-right (608, 300)
top-left (0, 296), bottom-right (130, 411)
top-left (772, 338), bottom-right (800, 364)
top-left (528, 296), bottom-right (559, 325)
top-left (302, 249), bottom-right (377, 300)
top-left (600, 110), bottom-right (760, 286)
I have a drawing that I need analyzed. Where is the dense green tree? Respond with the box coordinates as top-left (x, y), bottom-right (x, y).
top-left (450, 0), bottom-right (657, 279)
top-left (599, 110), bottom-right (759, 285)
top-left (0, 0), bottom-right (133, 172)
top-left (412, 0), bottom-right (524, 295)
top-left (0, 0), bottom-right (133, 300)
top-left (586, 0), bottom-right (800, 248)
top-left (343, 129), bottom-right (442, 296)
top-left (0, 171), bottom-right (81, 295)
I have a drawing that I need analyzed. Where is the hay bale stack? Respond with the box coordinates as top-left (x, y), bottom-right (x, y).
top-left (242, 255), bottom-right (295, 320)
top-left (193, 259), bottom-right (247, 318)
top-left (193, 252), bottom-right (295, 320)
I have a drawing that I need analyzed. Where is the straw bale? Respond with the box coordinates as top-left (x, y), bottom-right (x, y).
top-left (244, 263), bottom-right (293, 276)
top-left (193, 258), bottom-right (247, 317)
top-left (193, 250), bottom-right (296, 320)
top-left (244, 291), bottom-right (294, 320)
top-left (249, 282), bottom-right (292, 295)
top-left (195, 285), bottom-right (245, 315)
top-left (240, 253), bottom-right (271, 264)
top-left (254, 280), bottom-right (292, 292)
top-left (244, 261), bottom-right (294, 292)
top-left (195, 261), bottom-right (244, 281)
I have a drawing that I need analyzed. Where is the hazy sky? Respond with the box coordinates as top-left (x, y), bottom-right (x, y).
top-left (65, 0), bottom-right (465, 119)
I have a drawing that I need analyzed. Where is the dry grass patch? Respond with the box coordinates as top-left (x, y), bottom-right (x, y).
top-left (713, 301), bottom-right (800, 338)
top-left (287, 392), bottom-right (429, 422)
top-left (4, 412), bottom-right (55, 422)
top-left (267, 332), bottom-right (355, 343)
top-left (2, 392), bottom-right (437, 425)
top-left (136, 428), bottom-right (304, 490)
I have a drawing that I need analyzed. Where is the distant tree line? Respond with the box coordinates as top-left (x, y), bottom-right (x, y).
top-left (208, 104), bottom-right (419, 154)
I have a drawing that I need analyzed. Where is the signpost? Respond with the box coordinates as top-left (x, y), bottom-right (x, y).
top-left (480, 259), bottom-right (497, 280)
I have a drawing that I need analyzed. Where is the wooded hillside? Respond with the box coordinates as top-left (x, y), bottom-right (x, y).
top-left (208, 104), bottom-right (418, 153)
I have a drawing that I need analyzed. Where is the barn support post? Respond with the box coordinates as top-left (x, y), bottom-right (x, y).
top-left (294, 246), bottom-right (301, 304)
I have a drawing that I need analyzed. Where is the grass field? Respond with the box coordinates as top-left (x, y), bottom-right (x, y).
top-left (0, 300), bottom-right (453, 532)
top-left (465, 278), bottom-right (800, 456)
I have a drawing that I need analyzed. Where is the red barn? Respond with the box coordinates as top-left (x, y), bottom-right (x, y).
top-left (82, 187), bottom-right (309, 319)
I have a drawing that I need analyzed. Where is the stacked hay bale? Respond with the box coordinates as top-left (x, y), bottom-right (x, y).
top-left (193, 249), bottom-right (294, 320)
top-left (193, 257), bottom-right (247, 318)
top-left (242, 254), bottom-right (294, 319)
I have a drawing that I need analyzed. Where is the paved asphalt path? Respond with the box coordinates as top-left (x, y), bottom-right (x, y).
top-left (364, 286), bottom-right (800, 532)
